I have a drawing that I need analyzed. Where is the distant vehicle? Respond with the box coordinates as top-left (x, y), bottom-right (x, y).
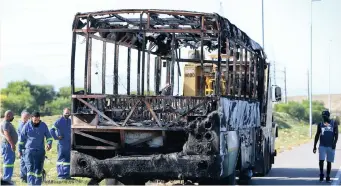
top-left (69, 9), bottom-right (281, 185)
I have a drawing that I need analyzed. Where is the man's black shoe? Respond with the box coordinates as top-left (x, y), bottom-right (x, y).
top-left (319, 174), bottom-right (324, 182)
top-left (326, 176), bottom-right (331, 183)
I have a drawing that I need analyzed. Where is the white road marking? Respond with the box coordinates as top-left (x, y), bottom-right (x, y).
top-left (253, 177), bottom-right (321, 180)
top-left (332, 165), bottom-right (341, 186)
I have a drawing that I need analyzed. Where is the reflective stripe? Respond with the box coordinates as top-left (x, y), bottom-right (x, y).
top-left (46, 138), bottom-right (53, 141)
top-left (3, 164), bottom-right (14, 168)
top-left (28, 172), bottom-right (42, 178)
top-left (18, 142), bottom-right (24, 145)
top-left (57, 162), bottom-right (70, 166)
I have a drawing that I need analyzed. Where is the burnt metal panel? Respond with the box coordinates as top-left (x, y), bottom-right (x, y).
top-left (219, 97), bottom-right (260, 131)
top-left (127, 48), bottom-right (131, 95)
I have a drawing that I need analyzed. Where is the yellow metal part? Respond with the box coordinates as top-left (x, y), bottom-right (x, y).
top-left (183, 51), bottom-right (231, 96)
top-left (183, 62), bottom-right (227, 96)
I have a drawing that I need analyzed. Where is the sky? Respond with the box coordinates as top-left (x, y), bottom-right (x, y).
top-left (0, 0), bottom-right (340, 96)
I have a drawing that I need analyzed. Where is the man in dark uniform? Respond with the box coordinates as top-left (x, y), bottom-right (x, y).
top-left (313, 110), bottom-right (339, 182)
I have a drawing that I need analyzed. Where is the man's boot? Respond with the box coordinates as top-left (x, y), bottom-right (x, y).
top-left (319, 174), bottom-right (324, 182)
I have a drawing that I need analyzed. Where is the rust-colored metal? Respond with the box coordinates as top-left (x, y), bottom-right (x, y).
top-left (232, 45), bottom-right (237, 96)
top-left (147, 12), bottom-right (151, 29)
top-left (122, 100), bottom-right (140, 126)
top-left (74, 28), bottom-right (205, 34)
top-left (248, 53), bottom-right (253, 98)
top-left (75, 130), bottom-right (119, 147)
top-left (76, 98), bottom-right (119, 126)
top-left (170, 33), bottom-right (175, 95)
top-left (120, 130), bottom-right (125, 148)
top-left (216, 32), bottom-right (222, 96)
top-left (244, 50), bottom-right (248, 98)
top-left (142, 100), bottom-right (162, 127)
top-left (146, 44), bottom-right (153, 95)
top-left (76, 9), bottom-right (208, 18)
top-left (113, 43), bottom-right (119, 95)
top-left (225, 38), bottom-right (230, 96)
top-left (127, 48), bottom-right (131, 95)
top-left (238, 48), bottom-right (243, 97)
top-left (83, 15), bottom-right (91, 94)
top-left (72, 125), bottom-right (186, 131)
top-left (253, 57), bottom-right (258, 98)
top-left (87, 38), bottom-right (92, 93)
top-left (72, 95), bottom-right (106, 99)
top-left (102, 41), bottom-right (106, 94)
top-left (72, 94), bottom-right (219, 100)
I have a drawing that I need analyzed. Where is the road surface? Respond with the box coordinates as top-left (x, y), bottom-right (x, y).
top-left (251, 139), bottom-right (341, 185)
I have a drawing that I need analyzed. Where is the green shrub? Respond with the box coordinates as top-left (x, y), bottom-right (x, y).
top-left (274, 100), bottom-right (326, 124)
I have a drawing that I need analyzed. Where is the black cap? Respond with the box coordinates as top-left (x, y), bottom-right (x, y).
top-left (322, 110), bottom-right (330, 117)
top-left (32, 111), bottom-right (40, 117)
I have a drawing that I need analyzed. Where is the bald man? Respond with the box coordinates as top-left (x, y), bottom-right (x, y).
top-left (49, 108), bottom-right (72, 179)
top-left (0, 110), bottom-right (18, 183)
top-left (17, 111), bottom-right (30, 182)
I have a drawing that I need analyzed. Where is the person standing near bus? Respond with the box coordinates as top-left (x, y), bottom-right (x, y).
top-left (17, 111), bottom-right (30, 182)
top-left (50, 108), bottom-right (72, 180)
top-left (313, 110), bottom-right (339, 183)
top-left (0, 110), bottom-right (17, 184)
top-left (18, 111), bottom-right (53, 185)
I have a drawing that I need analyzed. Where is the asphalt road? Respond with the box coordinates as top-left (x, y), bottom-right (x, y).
top-left (251, 139), bottom-right (341, 185)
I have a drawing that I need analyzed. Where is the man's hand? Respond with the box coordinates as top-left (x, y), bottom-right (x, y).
top-left (313, 146), bottom-right (317, 154)
top-left (46, 144), bottom-right (52, 151)
top-left (332, 143), bottom-right (336, 150)
top-left (10, 144), bottom-right (16, 152)
top-left (58, 136), bottom-right (63, 140)
top-left (18, 152), bottom-right (22, 158)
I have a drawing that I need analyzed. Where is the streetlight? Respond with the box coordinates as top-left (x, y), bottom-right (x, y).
top-left (262, 0), bottom-right (265, 48)
top-left (309, 0), bottom-right (321, 138)
top-left (328, 40), bottom-right (332, 112)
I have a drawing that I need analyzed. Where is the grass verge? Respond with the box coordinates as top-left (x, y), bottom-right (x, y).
top-left (274, 112), bottom-right (317, 153)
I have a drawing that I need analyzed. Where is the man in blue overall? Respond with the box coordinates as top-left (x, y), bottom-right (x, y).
top-left (0, 110), bottom-right (17, 184)
top-left (313, 110), bottom-right (339, 183)
top-left (18, 111), bottom-right (53, 185)
top-left (17, 111), bottom-right (30, 182)
top-left (49, 108), bottom-right (72, 180)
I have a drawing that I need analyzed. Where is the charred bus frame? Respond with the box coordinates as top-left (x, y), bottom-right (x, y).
top-left (70, 9), bottom-right (270, 183)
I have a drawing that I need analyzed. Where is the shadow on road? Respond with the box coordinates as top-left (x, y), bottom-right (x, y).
top-left (252, 168), bottom-right (339, 185)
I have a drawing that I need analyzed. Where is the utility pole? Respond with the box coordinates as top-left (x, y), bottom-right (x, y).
top-left (219, 0), bottom-right (224, 15)
top-left (262, 0), bottom-right (265, 49)
top-left (273, 61), bottom-right (277, 85)
top-left (307, 69), bottom-right (310, 100)
top-left (328, 39), bottom-right (332, 112)
top-left (309, 0), bottom-right (321, 138)
top-left (284, 67), bottom-right (287, 103)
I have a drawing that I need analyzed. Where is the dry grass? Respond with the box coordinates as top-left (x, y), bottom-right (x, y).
top-left (1, 113), bottom-right (316, 185)
top-left (274, 112), bottom-right (317, 153)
